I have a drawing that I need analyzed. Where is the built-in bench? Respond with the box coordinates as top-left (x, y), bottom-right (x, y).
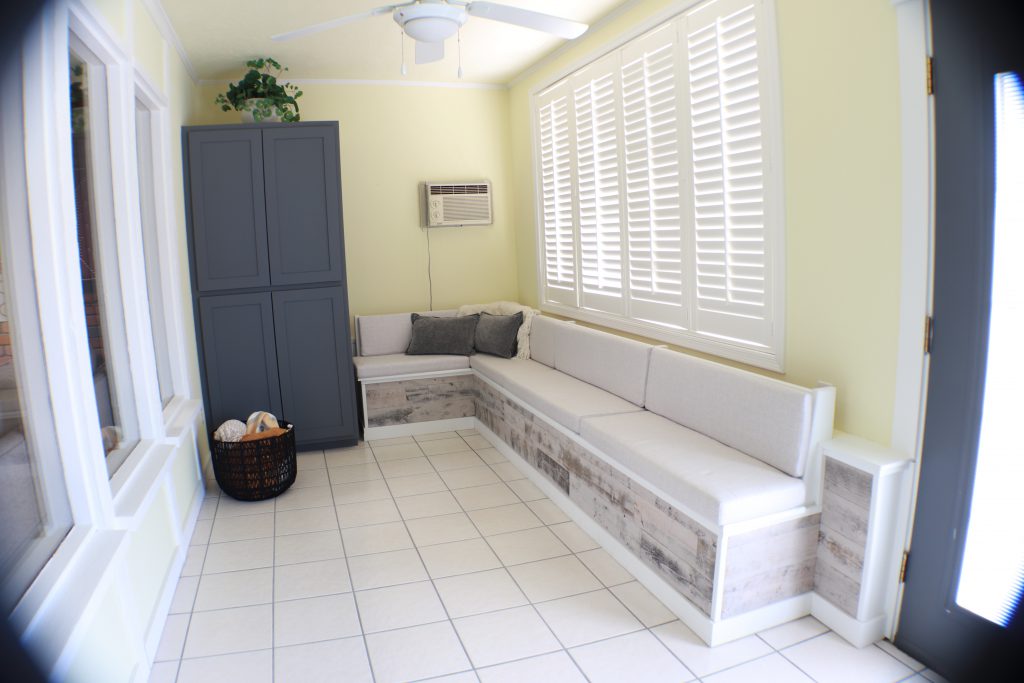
top-left (352, 310), bottom-right (836, 646)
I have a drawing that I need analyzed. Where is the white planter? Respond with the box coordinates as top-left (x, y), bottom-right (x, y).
top-left (240, 99), bottom-right (281, 123)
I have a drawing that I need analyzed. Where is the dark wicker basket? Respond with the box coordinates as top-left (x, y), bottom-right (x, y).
top-left (211, 421), bottom-right (296, 501)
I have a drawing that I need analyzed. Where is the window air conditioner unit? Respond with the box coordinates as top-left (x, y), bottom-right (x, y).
top-left (422, 181), bottom-right (493, 227)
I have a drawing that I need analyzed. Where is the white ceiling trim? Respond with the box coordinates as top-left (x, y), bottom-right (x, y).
top-left (140, 0), bottom-right (198, 83)
top-left (200, 77), bottom-right (508, 91)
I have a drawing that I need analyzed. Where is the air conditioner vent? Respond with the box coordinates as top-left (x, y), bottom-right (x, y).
top-left (424, 181), bottom-right (493, 227)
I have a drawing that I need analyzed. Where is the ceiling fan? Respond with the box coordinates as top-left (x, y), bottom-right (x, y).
top-left (271, 0), bottom-right (589, 67)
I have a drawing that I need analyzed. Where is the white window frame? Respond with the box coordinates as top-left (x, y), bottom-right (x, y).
top-left (0, 54), bottom-right (75, 611)
top-left (10, 2), bottom-right (202, 669)
top-left (132, 69), bottom-right (194, 425)
top-left (530, 0), bottom-right (786, 371)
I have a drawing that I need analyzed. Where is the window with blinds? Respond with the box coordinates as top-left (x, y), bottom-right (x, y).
top-left (531, 0), bottom-right (783, 370)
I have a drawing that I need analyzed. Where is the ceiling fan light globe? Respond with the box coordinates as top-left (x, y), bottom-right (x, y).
top-left (394, 3), bottom-right (467, 42)
top-left (404, 17), bottom-right (459, 42)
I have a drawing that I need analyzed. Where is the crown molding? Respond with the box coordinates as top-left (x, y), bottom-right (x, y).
top-left (138, 0), bottom-right (198, 83)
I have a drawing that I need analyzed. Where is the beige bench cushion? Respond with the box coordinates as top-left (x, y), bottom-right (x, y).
top-left (644, 348), bottom-right (815, 478)
top-left (353, 354), bottom-right (469, 380)
top-left (471, 355), bottom-right (642, 433)
top-left (580, 411), bottom-right (806, 525)
top-left (553, 323), bottom-right (652, 406)
top-left (527, 315), bottom-right (565, 368)
top-left (356, 310), bottom-right (456, 357)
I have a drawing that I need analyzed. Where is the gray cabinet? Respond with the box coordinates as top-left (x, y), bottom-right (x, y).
top-left (273, 287), bottom-right (357, 443)
top-left (187, 129), bottom-right (270, 291)
top-left (199, 293), bottom-right (282, 428)
top-left (264, 127), bottom-right (347, 286)
top-left (184, 122), bottom-right (358, 449)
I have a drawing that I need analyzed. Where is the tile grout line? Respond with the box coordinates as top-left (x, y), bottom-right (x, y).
top-left (774, 631), bottom-right (833, 683)
top-left (382, 434), bottom-right (485, 679)
top-left (171, 487), bottom-right (220, 680)
top-left (325, 444), bottom-right (379, 683)
top-left (429, 435), bottom-right (595, 683)
top-left (270, 462), bottom-right (286, 683)
top-left (469, 429), bottom-right (697, 681)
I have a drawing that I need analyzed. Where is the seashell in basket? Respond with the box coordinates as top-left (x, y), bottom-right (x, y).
top-left (214, 419), bottom-right (246, 442)
top-left (246, 411), bottom-right (279, 435)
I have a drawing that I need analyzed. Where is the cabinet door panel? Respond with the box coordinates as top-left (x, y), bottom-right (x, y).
top-left (188, 130), bottom-right (270, 291)
top-left (199, 293), bottom-right (282, 430)
top-left (272, 287), bottom-right (357, 445)
top-left (263, 125), bottom-right (346, 286)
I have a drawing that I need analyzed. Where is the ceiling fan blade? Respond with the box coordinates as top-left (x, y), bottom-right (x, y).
top-left (466, 1), bottom-right (587, 40)
top-left (415, 40), bottom-right (446, 65)
top-left (271, 5), bottom-right (400, 42)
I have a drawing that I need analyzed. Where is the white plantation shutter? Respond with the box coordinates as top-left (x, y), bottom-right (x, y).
top-left (621, 24), bottom-right (686, 329)
top-left (530, 0), bottom-right (782, 369)
top-left (537, 81), bottom-right (577, 307)
top-left (573, 55), bottom-right (625, 315)
top-left (684, 0), bottom-right (774, 348)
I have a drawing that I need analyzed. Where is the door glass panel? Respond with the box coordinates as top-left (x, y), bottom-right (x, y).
top-left (70, 52), bottom-right (140, 475)
top-left (955, 71), bottom-right (1024, 627)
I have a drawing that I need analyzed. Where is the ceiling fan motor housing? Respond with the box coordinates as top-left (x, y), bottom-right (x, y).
top-left (394, 3), bottom-right (468, 43)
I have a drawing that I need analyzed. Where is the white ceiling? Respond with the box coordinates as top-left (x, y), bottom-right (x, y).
top-left (161, 0), bottom-right (634, 84)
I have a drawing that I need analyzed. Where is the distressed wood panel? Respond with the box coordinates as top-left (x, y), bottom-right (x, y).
top-left (537, 452), bottom-right (570, 494)
top-left (475, 379), bottom-right (716, 615)
top-left (814, 456), bottom-right (872, 618)
top-left (824, 457), bottom-right (872, 509)
top-left (818, 526), bottom-right (865, 582)
top-left (365, 375), bottom-right (476, 427)
top-left (722, 514), bottom-right (820, 618)
top-left (821, 485), bottom-right (869, 548)
top-left (815, 555), bottom-right (862, 617)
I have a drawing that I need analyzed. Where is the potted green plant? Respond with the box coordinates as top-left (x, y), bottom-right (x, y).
top-left (214, 57), bottom-right (303, 123)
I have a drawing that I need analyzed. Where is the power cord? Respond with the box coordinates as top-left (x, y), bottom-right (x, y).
top-left (425, 227), bottom-right (433, 310)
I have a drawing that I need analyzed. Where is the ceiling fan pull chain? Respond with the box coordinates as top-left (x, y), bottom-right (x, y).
top-left (457, 27), bottom-right (464, 79)
top-left (400, 29), bottom-right (407, 76)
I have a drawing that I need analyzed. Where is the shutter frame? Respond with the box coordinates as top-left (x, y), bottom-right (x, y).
top-left (684, 0), bottom-right (776, 349)
top-left (536, 80), bottom-right (578, 307)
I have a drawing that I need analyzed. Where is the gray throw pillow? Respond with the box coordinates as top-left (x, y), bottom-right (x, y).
top-left (474, 312), bottom-right (523, 359)
top-left (406, 313), bottom-right (479, 356)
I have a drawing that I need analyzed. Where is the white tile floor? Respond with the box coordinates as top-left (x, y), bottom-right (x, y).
top-left (149, 429), bottom-right (948, 683)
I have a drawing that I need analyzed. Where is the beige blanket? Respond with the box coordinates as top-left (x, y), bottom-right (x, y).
top-left (457, 301), bottom-right (539, 360)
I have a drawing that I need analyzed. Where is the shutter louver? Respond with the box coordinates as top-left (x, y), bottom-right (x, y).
top-left (686, 0), bottom-right (772, 346)
top-left (575, 56), bottom-right (625, 315)
top-left (621, 25), bottom-right (686, 328)
top-left (538, 83), bottom-right (577, 307)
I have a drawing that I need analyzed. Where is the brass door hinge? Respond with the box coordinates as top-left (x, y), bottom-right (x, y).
top-left (899, 550), bottom-right (910, 583)
top-left (926, 57), bottom-right (934, 95)
top-left (924, 316), bottom-right (934, 354)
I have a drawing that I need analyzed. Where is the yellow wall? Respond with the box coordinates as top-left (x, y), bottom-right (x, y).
top-left (508, 0), bottom-right (902, 444)
top-left (192, 83), bottom-right (520, 316)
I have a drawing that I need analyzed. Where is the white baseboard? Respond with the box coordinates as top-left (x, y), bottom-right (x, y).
top-left (141, 478), bottom-right (205, 671)
top-left (474, 419), bottom-right (813, 646)
top-left (811, 594), bottom-right (887, 648)
top-left (363, 417), bottom-right (476, 441)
